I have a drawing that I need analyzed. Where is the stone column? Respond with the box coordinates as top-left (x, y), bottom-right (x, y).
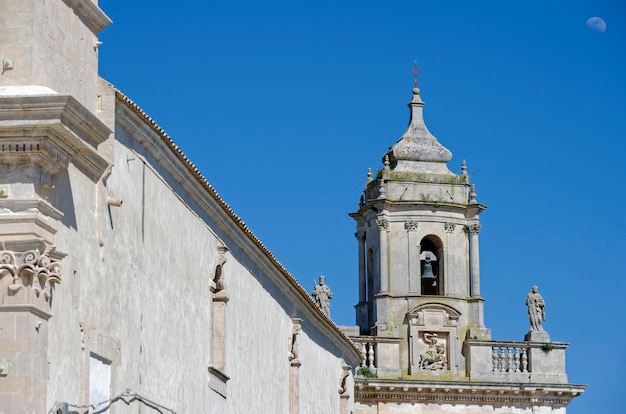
top-left (0, 245), bottom-right (63, 413)
top-left (405, 221), bottom-right (420, 294)
top-left (356, 231), bottom-right (366, 303)
top-left (376, 218), bottom-right (390, 293)
top-left (444, 223), bottom-right (456, 296)
top-left (469, 224), bottom-right (482, 297)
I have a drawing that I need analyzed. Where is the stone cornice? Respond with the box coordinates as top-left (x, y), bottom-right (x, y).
top-left (63, 0), bottom-right (112, 34)
top-left (114, 90), bottom-right (362, 365)
top-left (0, 95), bottom-right (111, 181)
top-left (355, 379), bottom-right (586, 406)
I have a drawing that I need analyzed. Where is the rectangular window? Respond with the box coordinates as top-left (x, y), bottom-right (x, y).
top-left (89, 354), bottom-right (111, 411)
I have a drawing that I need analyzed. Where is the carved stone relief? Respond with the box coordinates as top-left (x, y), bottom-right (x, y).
top-left (405, 220), bottom-right (419, 231)
top-left (376, 218), bottom-right (389, 231)
top-left (288, 318), bottom-right (302, 362)
top-left (0, 246), bottom-right (62, 306)
top-left (418, 332), bottom-right (447, 370)
top-left (444, 222), bottom-right (456, 233)
top-left (407, 304), bottom-right (461, 374)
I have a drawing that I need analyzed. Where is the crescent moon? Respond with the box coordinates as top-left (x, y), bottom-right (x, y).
top-left (586, 16), bottom-right (607, 33)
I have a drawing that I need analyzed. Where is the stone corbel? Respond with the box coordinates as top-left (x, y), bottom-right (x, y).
top-left (288, 317), bottom-right (302, 363)
top-left (213, 245), bottom-right (229, 296)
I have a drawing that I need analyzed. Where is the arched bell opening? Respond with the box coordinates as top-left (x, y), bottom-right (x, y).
top-left (420, 236), bottom-right (444, 295)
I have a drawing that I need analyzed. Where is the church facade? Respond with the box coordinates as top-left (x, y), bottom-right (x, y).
top-left (346, 84), bottom-right (586, 413)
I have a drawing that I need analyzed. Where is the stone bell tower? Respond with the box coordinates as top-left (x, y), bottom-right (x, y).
top-left (348, 79), bottom-right (585, 413)
top-left (350, 83), bottom-right (490, 377)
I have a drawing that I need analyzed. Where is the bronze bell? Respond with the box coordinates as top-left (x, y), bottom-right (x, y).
top-left (421, 259), bottom-right (436, 281)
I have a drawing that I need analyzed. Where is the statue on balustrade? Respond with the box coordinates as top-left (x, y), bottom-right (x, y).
top-left (526, 286), bottom-right (546, 332)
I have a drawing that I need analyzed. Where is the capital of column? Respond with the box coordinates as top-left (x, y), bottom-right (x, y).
top-left (469, 223), bottom-right (482, 235)
top-left (444, 222), bottom-right (456, 233)
top-left (0, 245), bottom-right (64, 309)
top-left (405, 220), bottom-right (419, 231)
top-left (376, 218), bottom-right (389, 231)
top-left (355, 231), bottom-right (366, 241)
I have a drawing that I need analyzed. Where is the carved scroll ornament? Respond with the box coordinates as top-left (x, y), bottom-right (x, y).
top-left (0, 247), bottom-right (62, 302)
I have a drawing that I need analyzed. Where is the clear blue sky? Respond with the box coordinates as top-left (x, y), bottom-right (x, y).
top-left (99, 1), bottom-right (625, 412)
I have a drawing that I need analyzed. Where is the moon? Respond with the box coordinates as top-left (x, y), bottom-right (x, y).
top-left (586, 17), bottom-right (606, 32)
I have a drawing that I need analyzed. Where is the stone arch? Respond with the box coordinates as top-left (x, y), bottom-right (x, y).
top-left (419, 235), bottom-right (444, 295)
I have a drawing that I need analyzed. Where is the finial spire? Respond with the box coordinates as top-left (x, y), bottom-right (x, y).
top-left (411, 61), bottom-right (421, 88)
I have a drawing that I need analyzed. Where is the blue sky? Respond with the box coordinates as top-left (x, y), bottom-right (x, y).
top-left (99, 1), bottom-right (625, 412)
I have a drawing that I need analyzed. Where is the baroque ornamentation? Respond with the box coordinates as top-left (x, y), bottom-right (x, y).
top-left (444, 222), bottom-right (456, 233)
top-left (419, 332), bottom-right (447, 370)
top-left (376, 218), bottom-right (389, 231)
top-left (405, 220), bottom-right (419, 231)
top-left (288, 318), bottom-right (302, 361)
top-left (0, 247), bottom-right (62, 302)
top-left (468, 224), bottom-right (482, 234)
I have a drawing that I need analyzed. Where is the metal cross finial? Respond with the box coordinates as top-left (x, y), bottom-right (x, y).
top-left (411, 61), bottom-right (421, 87)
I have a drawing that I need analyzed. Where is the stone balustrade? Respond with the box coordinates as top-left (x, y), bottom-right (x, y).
top-left (351, 337), bottom-right (377, 372)
top-left (465, 339), bottom-right (569, 384)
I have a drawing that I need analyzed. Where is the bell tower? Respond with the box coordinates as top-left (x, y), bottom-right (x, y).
top-left (350, 83), bottom-right (490, 377)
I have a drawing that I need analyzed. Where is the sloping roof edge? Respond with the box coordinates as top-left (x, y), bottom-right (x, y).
top-left (112, 86), bottom-right (361, 359)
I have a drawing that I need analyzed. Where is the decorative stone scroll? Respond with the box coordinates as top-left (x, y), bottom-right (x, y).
top-left (0, 247), bottom-right (62, 304)
top-left (405, 220), bottom-right (419, 231)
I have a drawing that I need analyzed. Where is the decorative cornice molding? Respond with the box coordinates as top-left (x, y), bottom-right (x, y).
top-left (0, 95), bottom-right (111, 181)
top-left (354, 380), bottom-right (585, 406)
top-left (63, 0), bottom-right (112, 34)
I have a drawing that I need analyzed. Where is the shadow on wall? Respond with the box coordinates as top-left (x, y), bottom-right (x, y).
top-left (54, 169), bottom-right (78, 230)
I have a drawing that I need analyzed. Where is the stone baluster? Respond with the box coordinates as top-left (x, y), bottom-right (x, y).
top-left (368, 342), bottom-right (376, 370)
top-left (499, 347), bottom-right (507, 372)
top-left (361, 343), bottom-right (367, 368)
top-left (520, 348), bottom-right (528, 372)
top-left (507, 347), bottom-right (514, 372)
top-left (514, 348), bottom-right (520, 372)
top-left (492, 347), bottom-right (498, 372)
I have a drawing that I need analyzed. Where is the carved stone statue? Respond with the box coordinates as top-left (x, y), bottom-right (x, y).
top-left (525, 286), bottom-right (546, 332)
top-left (419, 332), bottom-right (447, 370)
top-left (312, 275), bottom-right (333, 317)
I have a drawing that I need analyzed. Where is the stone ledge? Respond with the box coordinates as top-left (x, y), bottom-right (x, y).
top-left (0, 94), bottom-right (111, 181)
top-left (208, 366), bottom-right (229, 398)
top-left (62, 0), bottom-right (112, 34)
top-left (354, 378), bottom-right (586, 406)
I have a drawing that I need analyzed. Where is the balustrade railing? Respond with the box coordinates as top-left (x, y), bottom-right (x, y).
top-left (350, 338), bottom-right (377, 372)
top-left (491, 345), bottom-right (529, 373)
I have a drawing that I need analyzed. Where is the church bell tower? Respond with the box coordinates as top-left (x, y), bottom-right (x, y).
top-left (350, 82), bottom-right (490, 377)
